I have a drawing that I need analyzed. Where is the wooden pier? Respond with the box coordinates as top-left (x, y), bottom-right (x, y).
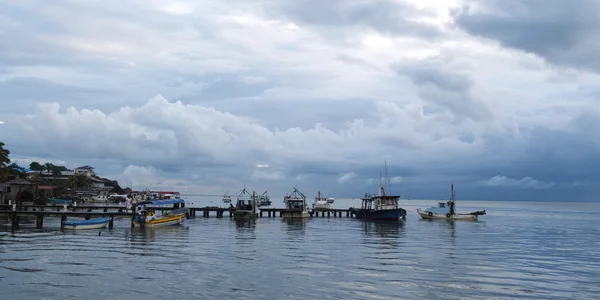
top-left (0, 204), bottom-right (354, 231)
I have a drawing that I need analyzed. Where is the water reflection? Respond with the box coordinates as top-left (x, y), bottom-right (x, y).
top-left (283, 218), bottom-right (307, 236)
top-left (234, 218), bottom-right (257, 231)
top-left (126, 225), bottom-right (188, 244)
top-left (418, 219), bottom-right (456, 244)
top-left (360, 220), bottom-right (404, 249)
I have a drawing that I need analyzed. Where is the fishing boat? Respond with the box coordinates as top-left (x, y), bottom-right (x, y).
top-left (282, 187), bottom-right (310, 219)
top-left (312, 191), bottom-right (331, 211)
top-left (351, 162), bottom-right (407, 220)
top-left (258, 190), bottom-right (271, 206)
top-left (63, 217), bottom-right (112, 230)
top-left (132, 198), bottom-right (188, 228)
top-left (417, 184), bottom-right (486, 221)
top-left (233, 189), bottom-right (259, 219)
top-left (222, 191), bottom-right (232, 203)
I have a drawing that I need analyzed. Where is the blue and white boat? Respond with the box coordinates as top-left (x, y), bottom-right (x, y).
top-left (63, 217), bottom-right (112, 230)
top-left (417, 184), bottom-right (486, 221)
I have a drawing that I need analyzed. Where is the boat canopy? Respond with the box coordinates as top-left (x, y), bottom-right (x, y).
top-left (138, 198), bottom-right (185, 206)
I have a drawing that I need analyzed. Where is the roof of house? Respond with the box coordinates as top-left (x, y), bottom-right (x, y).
top-left (5, 178), bottom-right (33, 185)
top-left (76, 165), bottom-right (95, 170)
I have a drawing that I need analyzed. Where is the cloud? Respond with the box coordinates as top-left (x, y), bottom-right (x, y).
top-left (337, 172), bottom-right (357, 184)
top-left (255, 164), bottom-right (269, 168)
top-left (251, 169), bottom-right (285, 181)
top-left (390, 176), bottom-right (403, 184)
top-left (2, 0), bottom-right (600, 201)
top-left (481, 175), bottom-right (554, 190)
top-left (453, 0), bottom-right (600, 73)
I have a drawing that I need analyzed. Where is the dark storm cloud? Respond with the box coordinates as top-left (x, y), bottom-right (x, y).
top-left (266, 0), bottom-right (443, 38)
top-left (453, 0), bottom-right (600, 72)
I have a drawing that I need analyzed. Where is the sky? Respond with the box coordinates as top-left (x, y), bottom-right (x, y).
top-left (1, 0), bottom-right (599, 201)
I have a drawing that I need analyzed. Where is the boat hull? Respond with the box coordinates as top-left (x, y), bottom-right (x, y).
top-left (133, 212), bottom-right (187, 228)
top-left (281, 211), bottom-right (310, 219)
top-left (353, 208), bottom-right (406, 220)
top-left (417, 209), bottom-right (478, 221)
top-left (233, 211), bottom-right (258, 219)
top-left (63, 217), bottom-right (112, 230)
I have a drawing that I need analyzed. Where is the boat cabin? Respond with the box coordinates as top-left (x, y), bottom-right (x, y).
top-left (423, 200), bottom-right (455, 215)
top-left (137, 198), bottom-right (186, 216)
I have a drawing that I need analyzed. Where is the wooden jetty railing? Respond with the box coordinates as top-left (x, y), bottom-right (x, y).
top-left (0, 205), bottom-right (354, 231)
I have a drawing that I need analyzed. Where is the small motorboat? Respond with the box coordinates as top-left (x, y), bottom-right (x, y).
top-left (133, 199), bottom-right (188, 228)
top-left (417, 184), bottom-right (486, 221)
top-left (63, 217), bottom-right (112, 230)
top-left (222, 191), bottom-right (232, 203)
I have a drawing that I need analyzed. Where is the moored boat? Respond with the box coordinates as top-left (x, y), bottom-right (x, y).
top-left (417, 184), bottom-right (486, 221)
top-left (133, 198), bottom-right (188, 228)
top-left (233, 188), bottom-right (259, 219)
top-left (258, 190), bottom-right (271, 206)
top-left (312, 191), bottom-right (331, 211)
top-left (63, 217), bottom-right (112, 230)
top-left (222, 191), bottom-right (232, 203)
top-left (282, 187), bottom-right (310, 219)
top-left (351, 162), bottom-right (407, 220)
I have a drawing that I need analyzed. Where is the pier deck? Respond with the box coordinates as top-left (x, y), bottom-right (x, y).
top-left (0, 205), bottom-right (354, 231)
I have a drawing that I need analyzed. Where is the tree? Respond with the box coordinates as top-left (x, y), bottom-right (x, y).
top-left (0, 142), bottom-right (10, 181)
top-left (67, 174), bottom-right (93, 189)
top-left (8, 163), bottom-right (26, 176)
top-left (29, 161), bottom-right (44, 171)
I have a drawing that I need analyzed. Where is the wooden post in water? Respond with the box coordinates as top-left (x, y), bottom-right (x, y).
top-left (109, 216), bottom-right (114, 229)
top-left (60, 214), bottom-right (66, 229)
top-left (10, 212), bottom-right (18, 231)
top-left (36, 215), bottom-right (43, 229)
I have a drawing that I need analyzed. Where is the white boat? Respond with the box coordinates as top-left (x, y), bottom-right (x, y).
top-left (222, 191), bottom-right (232, 203)
top-left (312, 191), bottom-right (331, 210)
top-left (89, 194), bottom-right (109, 203)
top-left (326, 197), bottom-right (335, 204)
top-left (282, 187), bottom-right (310, 219)
top-left (416, 184), bottom-right (486, 221)
top-left (63, 217), bottom-right (112, 230)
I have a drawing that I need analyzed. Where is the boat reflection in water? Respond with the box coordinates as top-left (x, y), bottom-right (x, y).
top-left (234, 218), bottom-right (257, 230)
top-left (361, 219), bottom-right (404, 239)
top-left (126, 225), bottom-right (189, 245)
top-left (283, 218), bottom-right (307, 235)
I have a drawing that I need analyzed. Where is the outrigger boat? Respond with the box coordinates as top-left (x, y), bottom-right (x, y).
top-left (233, 188), bottom-right (259, 219)
top-left (312, 191), bottom-right (331, 211)
top-left (63, 217), bottom-right (112, 230)
top-left (222, 191), bottom-right (232, 203)
top-left (351, 162), bottom-right (407, 220)
top-left (417, 184), bottom-right (486, 221)
top-left (282, 187), bottom-right (310, 219)
top-left (133, 198), bottom-right (188, 228)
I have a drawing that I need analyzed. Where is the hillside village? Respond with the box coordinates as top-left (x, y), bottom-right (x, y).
top-left (0, 143), bottom-right (127, 205)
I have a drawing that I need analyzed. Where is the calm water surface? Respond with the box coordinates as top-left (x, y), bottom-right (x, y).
top-left (1, 199), bottom-right (599, 299)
